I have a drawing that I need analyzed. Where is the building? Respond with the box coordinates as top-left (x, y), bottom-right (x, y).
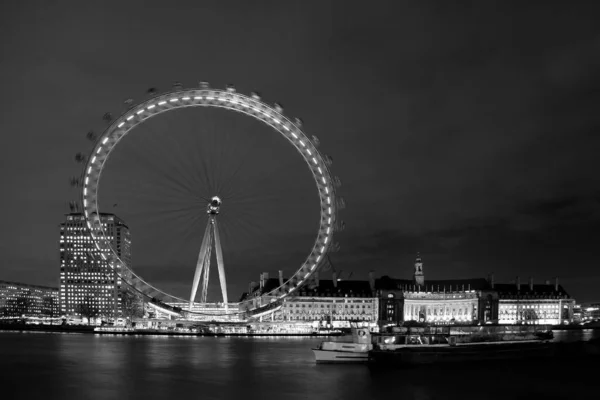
top-left (241, 271), bottom-right (378, 327)
top-left (579, 303), bottom-right (600, 322)
top-left (164, 302), bottom-right (243, 322)
top-left (59, 213), bottom-right (132, 322)
top-left (376, 254), bottom-right (574, 326)
top-left (0, 280), bottom-right (59, 318)
top-left (495, 278), bottom-right (574, 325)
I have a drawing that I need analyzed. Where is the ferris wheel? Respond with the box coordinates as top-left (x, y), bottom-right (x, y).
top-left (74, 82), bottom-right (344, 318)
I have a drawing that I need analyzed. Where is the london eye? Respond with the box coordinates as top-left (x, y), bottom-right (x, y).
top-left (75, 82), bottom-right (343, 318)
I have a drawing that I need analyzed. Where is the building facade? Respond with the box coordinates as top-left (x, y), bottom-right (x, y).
top-left (241, 272), bottom-right (378, 326)
top-left (579, 303), bottom-right (600, 322)
top-left (0, 280), bottom-right (59, 318)
top-left (59, 213), bottom-right (132, 321)
top-left (495, 278), bottom-right (574, 325)
top-left (377, 255), bottom-right (574, 326)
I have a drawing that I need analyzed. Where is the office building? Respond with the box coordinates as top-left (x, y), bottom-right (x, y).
top-left (0, 280), bottom-right (59, 318)
top-left (59, 213), bottom-right (131, 322)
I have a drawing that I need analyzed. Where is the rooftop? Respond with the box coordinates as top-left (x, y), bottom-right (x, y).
top-left (245, 277), bottom-right (374, 299)
top-left (0, 280), bottom-right (59, 291)
top-left (494, 283), bottom-right (570, 297)
top-left (376, 276), bottom-right (491, 292)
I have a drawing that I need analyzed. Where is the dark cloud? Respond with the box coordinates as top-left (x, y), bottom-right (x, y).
top-left (1, 1), bottom-right (599, 302)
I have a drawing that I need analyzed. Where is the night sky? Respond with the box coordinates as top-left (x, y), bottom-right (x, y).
top-left (1, 1), bottom-right (599, 302)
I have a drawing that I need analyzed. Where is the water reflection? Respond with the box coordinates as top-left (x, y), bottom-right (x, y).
top-left (1, 330), bottom-right (599, 400)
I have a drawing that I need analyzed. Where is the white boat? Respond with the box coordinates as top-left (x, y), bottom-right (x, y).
top-left (313, 328), bottom-right (372, 363)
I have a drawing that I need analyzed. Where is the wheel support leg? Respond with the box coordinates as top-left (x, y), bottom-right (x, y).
top-left (200, 227), bottom-right (213, 303)
top-left (213, 218), bottom-right (228, 308)
top-left (189, 219), bottom-right (212, 310)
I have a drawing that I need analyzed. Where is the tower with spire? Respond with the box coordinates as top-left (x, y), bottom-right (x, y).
top-left (413, 253), bottom-right (424, 286)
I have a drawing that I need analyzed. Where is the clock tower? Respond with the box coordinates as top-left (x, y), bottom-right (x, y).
top-left (414, 253), bottom-right (424, 286)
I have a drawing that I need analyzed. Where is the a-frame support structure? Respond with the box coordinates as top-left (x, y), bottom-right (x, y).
top-left (189, 197), bottom-right (228, 310)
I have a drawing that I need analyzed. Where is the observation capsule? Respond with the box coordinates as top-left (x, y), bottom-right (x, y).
top-left (75, 153), bottom-right (86, 163)
top-left (68, 201), bottom-right (80, 212)
top-left (251, 91), bottom-right (261, 100)
top-left (333, 176), bottom-right (342, 188)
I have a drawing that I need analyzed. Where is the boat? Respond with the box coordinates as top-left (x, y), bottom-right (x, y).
top-left (313, 327), bottom-right (373, 364)
top-left (94, 326), bottom-right (137, 333)
top-left (369, 327), bottom-right (555, 367)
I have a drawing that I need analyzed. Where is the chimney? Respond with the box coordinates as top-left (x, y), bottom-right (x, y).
top-left (555, 277), bottom-right (559, 291)
top-left (332, 271), bottom-right (338, 288)
top-left (489, 273), bottom-right (495, 289)
top-left (516, 276), bottom-right (520, 291)
top-left (259, 273), bottom-right (264, 289)
top-left (368, 271), bottom-right (375, 292)
top-left (278, 270), bottom-right (284, 286)
top-left (249, 281), bottom-right (256, 295)
top-left (529, 276), bottom-right (533, 291)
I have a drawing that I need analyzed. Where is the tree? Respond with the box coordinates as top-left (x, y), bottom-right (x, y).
top-left (523, 309), bottom-right (539, 324)
top-left (76, 295), bottom-right (101, 325)
top-left (121, 289), bottom-right (143, 325)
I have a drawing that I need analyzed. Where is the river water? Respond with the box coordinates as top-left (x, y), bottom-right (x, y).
top-left (1, 330), bottom-right (599, 400)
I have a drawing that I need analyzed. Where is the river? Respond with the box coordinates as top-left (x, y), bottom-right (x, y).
top-left (1, 329), bottom-right (599, 400)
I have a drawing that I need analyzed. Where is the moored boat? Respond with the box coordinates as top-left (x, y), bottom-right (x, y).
top-left (369, 327), bottom-right (554, 367)
top-left (313, 327), bottom-right (373, 364)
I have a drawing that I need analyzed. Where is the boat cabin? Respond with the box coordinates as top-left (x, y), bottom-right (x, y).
top-left (374, 333), bottom-right (450, 348)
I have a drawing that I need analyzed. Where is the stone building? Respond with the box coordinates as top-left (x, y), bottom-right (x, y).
top-left (241, 271), bottom-right (378, 326)
top-left (376, 255), bottom-right (574, 327)
top-left (495, 277), bottom-right (574, 325)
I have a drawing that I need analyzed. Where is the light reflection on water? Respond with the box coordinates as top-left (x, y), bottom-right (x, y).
top-left (1, 330), bottom-right (599, 400)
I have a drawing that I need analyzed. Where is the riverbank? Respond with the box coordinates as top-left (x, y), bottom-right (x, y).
top-left (3, 323), bottom-right (599, 337)
top-left (0, 324), bottom-right (343, 337)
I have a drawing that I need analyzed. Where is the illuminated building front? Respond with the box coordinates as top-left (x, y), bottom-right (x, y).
top-left (402, 289), bottom-right (483, 324)
top-left (242, 272), bottom-right (378, 327)
top-left (579, 303), bottom-right (600, 322)
top-left (0, 280), bottom-right (59, 318)
top-left (496, 278), bottom-right (574, 325)
top-left (59, 213), bottom-right (132, 321)
top-left (163, 302), bottom-right (243, 322)
top-left (377, 254), bottom-right (574, 326)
